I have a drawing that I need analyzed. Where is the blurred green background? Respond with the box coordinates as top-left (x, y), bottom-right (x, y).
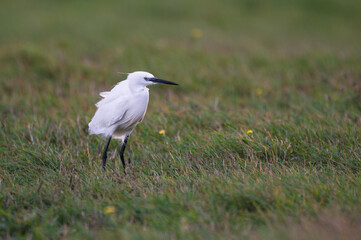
top-left (1, 0), bottom-right (361, 239)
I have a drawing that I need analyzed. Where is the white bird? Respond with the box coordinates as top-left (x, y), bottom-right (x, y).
top-left (89, 71), bottom-right (178, 173)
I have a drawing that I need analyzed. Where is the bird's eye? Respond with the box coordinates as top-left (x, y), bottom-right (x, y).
top-left (144, 77), bottom-right (148, 81)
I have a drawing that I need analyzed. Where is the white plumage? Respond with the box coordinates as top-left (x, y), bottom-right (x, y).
top-left (88, 71), bottom-right (178, 171)
top-left (89, 74), bottom-right (149, 141)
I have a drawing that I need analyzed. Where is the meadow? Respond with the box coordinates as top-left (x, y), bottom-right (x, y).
top-left (1, 0), bottom-right (361, 239)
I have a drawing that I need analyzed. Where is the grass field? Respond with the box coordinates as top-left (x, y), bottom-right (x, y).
top-left (1, 0), bottom-right (361, 239)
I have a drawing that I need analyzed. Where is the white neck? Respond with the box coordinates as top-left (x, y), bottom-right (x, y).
top-left (127, 80), bottom-right (148, 92)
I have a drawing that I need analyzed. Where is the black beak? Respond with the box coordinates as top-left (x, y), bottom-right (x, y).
top-left (148, 78), bottom-right (178, 85)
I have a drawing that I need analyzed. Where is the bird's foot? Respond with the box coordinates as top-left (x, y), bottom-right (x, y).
top-left (102, 155), bottom-right (107, 170)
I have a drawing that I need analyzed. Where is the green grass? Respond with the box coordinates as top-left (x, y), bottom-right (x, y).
top-left (1, 0), bottom-right (361, 239)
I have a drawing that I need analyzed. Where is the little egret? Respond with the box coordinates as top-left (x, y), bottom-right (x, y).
top-left (88, 71), bottom-right (178, 173)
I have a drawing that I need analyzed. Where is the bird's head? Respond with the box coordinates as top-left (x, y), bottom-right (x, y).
top-left (121, 71), bottom-right (178, 87)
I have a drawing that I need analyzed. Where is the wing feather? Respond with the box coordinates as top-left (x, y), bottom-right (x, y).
top-left (99, 91), bottom-right (110, 98)
top-left (89, 96), bottom-right (128, 137)
top-left (95, 80), bottom-right (130, 108)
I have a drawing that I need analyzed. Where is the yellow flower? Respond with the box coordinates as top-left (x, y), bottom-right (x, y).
top-left (191, 28), bottom-right (202, 39)
top-left (256, 88), bottom-right (263, 95)
top-left (159, 129), bottom-right (165, 135)
top-left (246, 130), bottom-right (253, 135)
top-left (275, 187), bottom-right (279, 196)
top-left (103, 206), bottom-right (116, 215)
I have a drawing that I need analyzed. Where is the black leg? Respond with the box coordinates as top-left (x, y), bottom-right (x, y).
top-left (102, 136), bottom-right (112, 170)
top-left (119, 135), bottom-right (129, 174)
